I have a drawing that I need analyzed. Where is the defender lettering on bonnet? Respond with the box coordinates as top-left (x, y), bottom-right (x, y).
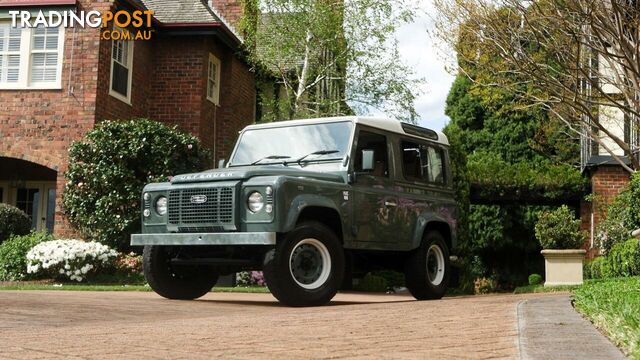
top-left (173, 172), bottom-right (234, 182)
top-left (131, 116), bottom-right (458, 307)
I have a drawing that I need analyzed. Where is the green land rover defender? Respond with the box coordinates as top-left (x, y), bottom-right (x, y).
top-left (131, 116), bottom-right (458, 306)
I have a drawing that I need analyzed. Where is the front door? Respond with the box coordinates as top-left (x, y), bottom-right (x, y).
top-left (351, 129), bottom-right (399, 247)
top-left (10, 182), bottom-right (56, 232)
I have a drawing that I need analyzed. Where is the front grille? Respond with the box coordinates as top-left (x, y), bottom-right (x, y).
top-left (168, 187), bottom-right (235, 228)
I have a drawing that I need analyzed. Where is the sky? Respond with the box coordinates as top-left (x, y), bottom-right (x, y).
top-left (395, 1), bottom-right (457, 131)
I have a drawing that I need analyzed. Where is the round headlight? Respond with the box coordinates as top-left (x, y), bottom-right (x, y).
top-left (155, 196), bottom-right (167, 215)
top-left (248, 191), bottom-right (264, 213)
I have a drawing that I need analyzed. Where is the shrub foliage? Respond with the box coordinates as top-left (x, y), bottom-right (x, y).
top-left (62, 119), bottom-right (209, 250)
top-left (0, 231), bottom-right (52, 281)
top-left (0, 204), bottom-right (32, 244)
top-left (597, 172), bottom-right (640, 252)
top-left (535, 205), bottom-right (586, 249)
top-left (585, 239), bottom-right (640, 279)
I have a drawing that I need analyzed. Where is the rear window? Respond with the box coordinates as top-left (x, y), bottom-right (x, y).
top-left (400, 140), bottom-right (446, 185)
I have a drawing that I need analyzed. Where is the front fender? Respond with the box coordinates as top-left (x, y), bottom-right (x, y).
top-left (283, 194), bottom-right (340, 233)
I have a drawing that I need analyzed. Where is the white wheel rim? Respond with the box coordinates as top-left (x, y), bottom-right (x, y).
top-left (426, 244), bottom-right (445, 286)
top-left (289, 238), bottom-right (332, 290)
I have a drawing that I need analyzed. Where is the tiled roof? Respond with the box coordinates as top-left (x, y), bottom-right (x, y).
top-left (139, 0), bottom-right (221, 24)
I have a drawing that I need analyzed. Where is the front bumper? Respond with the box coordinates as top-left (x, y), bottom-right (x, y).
top-left (131, 232), bottom-right (276, 246)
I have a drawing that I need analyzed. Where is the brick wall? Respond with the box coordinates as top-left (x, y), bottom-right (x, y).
top-left (95, 24), bottom-right (154, 122)
top-left (1, 0), bottom-right (256, 237)
top-left (0, 0), bottom-right (110, 237)
top-left (201, 37), bottom-right (256, 163)
top-left (216, 55), bottom-right (256, 161)
top-left (581, 165), bottom-right (631, 256)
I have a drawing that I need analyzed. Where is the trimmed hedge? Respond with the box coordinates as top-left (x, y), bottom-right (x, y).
top-left (0, 204), bottom-right (31, 244)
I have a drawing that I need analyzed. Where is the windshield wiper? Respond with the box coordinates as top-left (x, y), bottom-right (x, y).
top-left (291, 149), bottom-right (340, 165)
top-left (251, 155), bottom-right (291, 165)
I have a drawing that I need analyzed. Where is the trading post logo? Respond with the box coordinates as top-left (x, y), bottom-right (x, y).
top-left (8, 9), bottom-right (154, 40)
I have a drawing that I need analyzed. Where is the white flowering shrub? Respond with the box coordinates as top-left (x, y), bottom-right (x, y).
top-left (26, 240), bottom-right (118, 282)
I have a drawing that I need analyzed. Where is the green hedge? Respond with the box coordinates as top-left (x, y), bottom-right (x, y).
top-left (62, 119), bottom-right (210, 251)
top-left (0, 231), bottom-right (53, 281)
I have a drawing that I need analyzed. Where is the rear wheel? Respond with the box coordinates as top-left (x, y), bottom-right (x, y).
top-left (263, 221), bottom-right (344, 307)
top-left (143, 245), bottom-right (219, 300)
top-left (404, 231), bottom-right (450, 300)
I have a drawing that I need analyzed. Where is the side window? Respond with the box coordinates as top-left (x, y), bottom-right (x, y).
top-left (401, 140), bottom-right (424, 181)
top-left (426, 147), bottom-right (445, 184)
top-left (400, 139), bottom-right (446, 185)
top-left (355, 131), bottom-right (389, 177)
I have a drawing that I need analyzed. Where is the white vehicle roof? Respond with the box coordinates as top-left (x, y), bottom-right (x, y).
top-left (242, 116), bottom-right (449, 146)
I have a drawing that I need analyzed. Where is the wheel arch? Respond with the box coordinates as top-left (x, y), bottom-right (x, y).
top-left (283, 196), bottom-right (344, 243)
top-left (412, 215), bottom-right (454, 251)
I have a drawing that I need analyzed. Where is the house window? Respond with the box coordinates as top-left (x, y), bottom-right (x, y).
top-left (109, 28), bottom-right (133, 104)
top-left (207, 53), bottom-right (221, 105)
top-left (0, 23), bottom-right (64, 89)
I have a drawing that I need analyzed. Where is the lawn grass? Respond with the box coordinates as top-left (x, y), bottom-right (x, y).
top-left (572, 276), bottom-right (640, 359)
top-left (0, 283), bottom-right (271, 293)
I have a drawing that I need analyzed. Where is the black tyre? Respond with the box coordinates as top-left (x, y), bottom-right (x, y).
top-left (263, 221), bottom-right (344, 307)
top-left (143, 245), bottom-right (219, 300)
top-left (404, 231), bottom-right (450, 300)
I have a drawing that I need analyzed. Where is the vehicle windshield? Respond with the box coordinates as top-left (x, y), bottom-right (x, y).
top-left (229, 121), bottom-right (353, 169)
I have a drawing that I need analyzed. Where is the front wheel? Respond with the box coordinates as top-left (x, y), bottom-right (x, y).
top-left (143, 245), bottom-right (219, 300)
top-left (404, 231), bottom-right (450, 300)
top-left (263, 221), bottom-right (344, 307)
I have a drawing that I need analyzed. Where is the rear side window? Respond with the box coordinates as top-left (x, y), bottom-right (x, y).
top-left (400, 140), bottom-right (446, 185)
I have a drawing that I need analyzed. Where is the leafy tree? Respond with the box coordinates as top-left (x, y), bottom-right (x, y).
top-left (441, 8), bottom-right (586, 289)
top-left (62, 119), bottom-right (209, 251)
top-left (434, 0), bottom-right (640, 172)
top-left (243, 0), bottom-right (423, 122)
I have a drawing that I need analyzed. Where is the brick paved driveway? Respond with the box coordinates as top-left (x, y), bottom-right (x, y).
top-left (0, 290), bottom-right (557, 359)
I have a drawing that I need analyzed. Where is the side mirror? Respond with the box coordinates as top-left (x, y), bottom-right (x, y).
top-left (218, 159), bottom-right (226, 168)
top-left (361, 149), bottom-right (375, 171)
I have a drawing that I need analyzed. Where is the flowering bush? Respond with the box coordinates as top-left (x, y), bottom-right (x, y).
top-left (26, 240), bottom-right (118, 282)
top-left (62, 119), bottom-right (209, 251)
top-left (474, 277), bottom-right (498, 294)
top-left (236, 271), bottom-right (267, 286)
top-left (115, 252), bottom-right (143, 275)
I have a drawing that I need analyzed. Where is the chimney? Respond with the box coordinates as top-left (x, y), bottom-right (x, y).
top-left (208, 0), bottom-right (244, 31)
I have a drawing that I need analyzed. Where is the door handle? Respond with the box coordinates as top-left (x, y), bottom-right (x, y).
top-left (384, 201), bottom-right (397, 207)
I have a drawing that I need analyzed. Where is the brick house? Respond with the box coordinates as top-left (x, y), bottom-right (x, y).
top-left (0, 0), bottom-right (256, 236)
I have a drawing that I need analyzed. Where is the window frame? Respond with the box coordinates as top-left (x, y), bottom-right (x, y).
top-left (0, 22), bottom-right (65, 90)
top-left (108, 26), bottom-right (134, 105)
top-left (206, 52), bottom-right (221, 105)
